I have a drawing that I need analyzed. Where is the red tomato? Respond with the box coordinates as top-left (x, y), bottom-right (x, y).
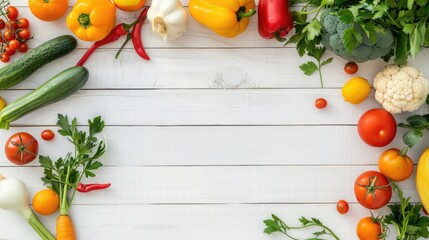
top-left (6, 19), bottom-right (18, 30)
top-left (8, 39), bottom-right (20, 50)
top-left (18, 42), bottom-right (28, 53)
top-left (0, 19), bottom-right (5, 29)
top-left (18, 29), bottom-right (30, 40)
top-left (344, 62), bottom-right (358, 74)
top-left (315, 98), bottom-right (328, 109)
top-left (1, 53), bottom-right (10, 63)
top-left (354, 170), bottom-right (392, 209)
top-left (41, 129), bottom-right (55, 141)
top-left (336, 199), bottom-right (349, 214)
top-left (6, 6), bottom-right (19, 20)
top-left (4, 46), bottom-right (15, 56)
top-left (3, 29), bottom-right (16, 41)
top-left (17, 18), bottom-right (29, 29)
top-left (356, 216), bottom-right (382, 240)
top-left (5, 132), bottom-right (39, 165)
top-left (357, 109), bottom-right (397, 147)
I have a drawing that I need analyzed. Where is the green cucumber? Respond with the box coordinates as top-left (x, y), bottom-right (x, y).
top-left (0, 66), bottom-right (89, 130)
top-left (0, 35), bottom-right (77, 90)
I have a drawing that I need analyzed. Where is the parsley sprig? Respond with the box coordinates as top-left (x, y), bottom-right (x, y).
top-left (263, 214), bottom-right (339, 240)
top-left (39, 114), bottom-right (106, 215)
top-left (383, 181), bottom-right (429, 240)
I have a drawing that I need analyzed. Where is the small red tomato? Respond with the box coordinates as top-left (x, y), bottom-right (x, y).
top-left (4, 46), bottom-right (15, 56)
top-left (315, 98), bottom-right (328, 109)
top-left (1, 54), bottom-right (10, 63)
top-left (8, 39), bottom-right (20, 50)
top-left (6, 19), bottom-right (18, 30)
top-left (0, 19), bottom-right (5, 29)
top-left (17, 18), bottom-right (29, 29)
top-left (344, 62), bottom-right (358, 74)
top-left (18, 29), bottom-right (30, 40)
top-left (3, 29), bottom-right (16, 41)
top-left (41, 130), bottom-right (55, 141)
top-left (5, 132), bottom-right (39, 165)
top-left (18, 42), bottom-right (28, 53)
top-left (336, 199), bottom-right (349, 214)
top-left (6, 6), bottom-right (19, 20)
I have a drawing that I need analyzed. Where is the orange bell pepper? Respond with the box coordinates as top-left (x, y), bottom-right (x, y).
top-left (189, 0), bottom-right (256, 38)
top-left (66, 0), bottom-right (116, 42)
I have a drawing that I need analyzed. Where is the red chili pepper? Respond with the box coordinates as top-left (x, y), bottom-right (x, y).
top-left (76, 7), bottom-right (149, 66)
top-left (132, 7), bottom-right (150, 61)
top-left (258, 0), bottom-right (294, 42)
top-left (76, 183), bottom-right (111, 193)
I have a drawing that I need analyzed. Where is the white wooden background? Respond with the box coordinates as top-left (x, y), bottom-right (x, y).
top-left (1, 1), bottom-right (429, 239)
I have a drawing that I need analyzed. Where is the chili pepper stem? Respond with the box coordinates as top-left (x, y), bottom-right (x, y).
top-left (236, 7), bottom-right (256, 21)
top-left (115, 33), bottom-right (132, 59)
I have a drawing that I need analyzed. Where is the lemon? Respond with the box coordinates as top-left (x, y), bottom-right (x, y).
top-left (341, 77), bottom-right (371, 104)
top-left (0, 97), bottom-right (6, 111)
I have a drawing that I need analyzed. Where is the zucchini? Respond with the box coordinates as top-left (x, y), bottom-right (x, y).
top-left (0, 66), bottom-right (89, 130)
top-left (0, 35), bottom-right (77, 90)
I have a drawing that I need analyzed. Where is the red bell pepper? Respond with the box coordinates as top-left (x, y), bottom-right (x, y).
top-left (258, 0), bottom-right (294, 41)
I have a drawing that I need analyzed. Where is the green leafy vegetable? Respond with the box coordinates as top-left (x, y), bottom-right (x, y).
top-left (263, 214), bottom-right (340, 239)
top-left (383, 181), bottom-right (429, 239)
top-left (398, 112), bottom-right (429, 149)
top-left (40, 114), bottom-right (106, 215)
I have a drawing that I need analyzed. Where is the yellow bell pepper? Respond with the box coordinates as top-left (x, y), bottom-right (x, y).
top-left (417, 148), bottom-right (429, 211)
top-left (189, 0), bottom-right (256, 38)
top-left (66, 0), bottom-right (116, 42)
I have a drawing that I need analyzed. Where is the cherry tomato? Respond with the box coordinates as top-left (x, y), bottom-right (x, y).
top-left (3, 29), bottom-right (16, 41)
top-left (18, 42), bottom-right (28, 53)
top-left (4, 46), bottom-right (15, 56)
top-left (1, 53), bottom-right (10, 63)
top-left (41, 129), bottom-right (55, 141)
top-left (6, 6), bottom-right (19, 20)
top-left (6, 19), bottom-right (18, 30)
top-left (356, 216), bottom-right (382, 240)
top-left (315, 98), bottom-right (328, 109)
top-left (18, 28), bottom-right (30, 40)
top-left (344, 62), bottom-right (358, 74)
top-left (17, 18), bottom-right (29, 29)
top-left (5, 132), bottom-right (39, 165)
top-left (357, 109), bottom-right (397, 147)
top-left (378, 148), bottom-right (414, 182)
top-left (0, 19), bottom-right (5, 29)
top-left (8, 39), bottom-right (20, 50)
top-left (354, 170), bottom-right (392, 209)
top-left (336, 199), bottom-right (349, 214)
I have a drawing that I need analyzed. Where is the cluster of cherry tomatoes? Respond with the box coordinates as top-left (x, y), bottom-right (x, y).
top-left (0, 5), bottom-right (32, 63)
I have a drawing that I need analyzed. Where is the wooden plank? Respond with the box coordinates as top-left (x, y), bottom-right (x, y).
top-left (0, 204), bottom-right (400, 240)
top-left (0, 166), bottom-right (418, 204)
top-left (0, 126), bottom-right (427, 167)
top-left (1, 89), bottom-right (423, 126)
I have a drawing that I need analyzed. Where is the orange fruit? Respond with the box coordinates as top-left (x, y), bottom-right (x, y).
top-left (32, 189), bottom-right (60, 215)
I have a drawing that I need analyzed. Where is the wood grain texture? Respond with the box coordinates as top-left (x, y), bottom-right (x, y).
top-left (0, 126), bottom-right (427, 167)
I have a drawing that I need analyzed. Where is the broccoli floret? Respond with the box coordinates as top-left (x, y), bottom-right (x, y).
top-left (320, 10), bottom-right (394, 63)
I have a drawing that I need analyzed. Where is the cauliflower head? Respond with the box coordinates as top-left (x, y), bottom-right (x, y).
top-left (374, 64), bottom-right (429, 114)
top-left (320, 9), bottom-right (394, 63)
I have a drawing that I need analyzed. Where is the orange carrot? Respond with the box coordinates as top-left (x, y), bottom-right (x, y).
top-left (56, 215), bottom-right (76, 240)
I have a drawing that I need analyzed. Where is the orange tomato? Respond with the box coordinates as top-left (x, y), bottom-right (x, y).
top-left (29, 0), bottom-right (69, 22)
top-left (378, 148), bottom-right (414, 182)
top-left (356, 217), bottom-right (382, 240)
top-left (32, 189), bottom-right (60, 215)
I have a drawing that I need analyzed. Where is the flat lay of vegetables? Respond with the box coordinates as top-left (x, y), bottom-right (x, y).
top-left (1, 0), bottom-right (429, 238)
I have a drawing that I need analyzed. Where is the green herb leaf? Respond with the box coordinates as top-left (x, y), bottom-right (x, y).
top-left (395, 31), bottom-right (409, 65)
top-left (403, 129), bottom-right (423, 148)
top-left (338, 9), bottom-right (355, 24)
top-left (373, 3), bottom-right (389, 19)
top-left (343, 27), bottom-right (363, 52)
top-left (410, 25), bottom-right (423, 59)
top-left (303, 19), bottom-right (322, 41)
top-left (321, 57), bottom-right (333, 67)
top-left (407, 115), bottom-right (428, 128)
top-left (300, 61), bottom-right (319, 76)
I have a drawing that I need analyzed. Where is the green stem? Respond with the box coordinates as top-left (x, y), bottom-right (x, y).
top-left (236, 7), bottom-right (256, 21)
top-left (318, 60), bottom-right (324, 88)
top-left (115, 33), bottom-right (132, 59)
top-left (25, 209), bottom-right (56, 240)
top-left (400, 147), bottom-right (409, 156)
top-left (78, 13), bottom-right (91, 29)
top-left (60, 165), bottom-right (71, 215)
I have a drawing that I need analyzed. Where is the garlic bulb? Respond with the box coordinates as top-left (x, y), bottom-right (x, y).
top-left (147, 0), bottom-right (188, 41)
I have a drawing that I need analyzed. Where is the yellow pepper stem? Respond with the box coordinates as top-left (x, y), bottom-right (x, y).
top-left (236, 7), bottom-right (256, 21)
top-left (78, 13), bottom-right (91, 29)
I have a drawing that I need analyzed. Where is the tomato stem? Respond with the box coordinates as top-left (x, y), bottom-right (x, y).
top-left (400, 146), bottom-right (408, 156)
